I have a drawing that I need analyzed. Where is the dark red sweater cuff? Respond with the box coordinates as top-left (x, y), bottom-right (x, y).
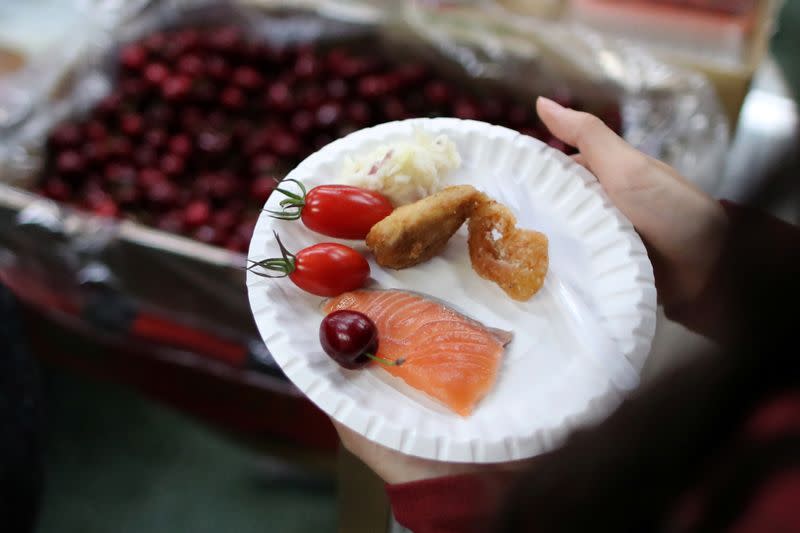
top-left (387, 471), bottom-right (517, 533)
top-left (664, 200), bottom-right (800, 343)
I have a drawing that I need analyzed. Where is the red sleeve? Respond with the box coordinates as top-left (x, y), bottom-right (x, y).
top-left (664, 201), bottom-right (800, 342)
top-left (670, 393), bottom-right (800, 533)
top-left (730, 469), bottom-right (800, 533)
top-left (387, 472), bottom-right (517, 533)
top-left (731, 393), bottom-right (800, 533)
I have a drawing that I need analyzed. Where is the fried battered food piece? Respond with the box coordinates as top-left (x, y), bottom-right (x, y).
top-left (468, 199), bottom-right (549, 301)
top-left (366, 185), bottom-right (481, 269)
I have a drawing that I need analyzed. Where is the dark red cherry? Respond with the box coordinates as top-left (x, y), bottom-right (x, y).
top-left (319, 310), bottom-right (378, 370)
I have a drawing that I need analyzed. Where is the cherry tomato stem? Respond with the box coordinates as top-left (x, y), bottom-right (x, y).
top-left (265, 178), bottom-right (306, 220)
top-left (246, 231), bottom-right (296, 277)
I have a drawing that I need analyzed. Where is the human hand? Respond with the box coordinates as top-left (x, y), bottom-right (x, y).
top-left (334, 421), bottom-right (533, 485)
top-left (536, 97), bottom-right (728, 309)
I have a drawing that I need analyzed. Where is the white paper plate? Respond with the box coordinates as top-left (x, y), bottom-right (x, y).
top-left (247, 118), bottom-right (657, 463)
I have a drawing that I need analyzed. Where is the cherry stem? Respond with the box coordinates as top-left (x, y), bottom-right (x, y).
top-left (365, 353), bottom-right (405, 367)
top-left (265, 178), bottom-right (307, 220)
top-left (246, 231), bottom-right (297, 278)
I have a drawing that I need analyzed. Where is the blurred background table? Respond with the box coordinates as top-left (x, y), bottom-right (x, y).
top-left (719, 58), bottom-right (798, 206)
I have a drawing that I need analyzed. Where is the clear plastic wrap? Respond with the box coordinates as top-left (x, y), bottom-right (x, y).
top-left (400, 0), bottom-right (730, 189)
top-left (0, 0), bottom-right (728, 383)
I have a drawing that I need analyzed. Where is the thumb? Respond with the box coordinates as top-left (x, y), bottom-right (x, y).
top-left (536, 97), bottom-right (645, 188)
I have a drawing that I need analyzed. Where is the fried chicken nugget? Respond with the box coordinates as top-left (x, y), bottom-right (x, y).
top-left (366, 185), bottom-right (481, 269)
top-left (468, 199), bottom-right (549, 301)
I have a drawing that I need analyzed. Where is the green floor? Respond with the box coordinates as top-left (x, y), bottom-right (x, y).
top-left (36, 368), bottom-right (336, 533)
top-left (772, 1), bottom-right (800, 96)
top-left (36, 5), bottom-right (798, 533)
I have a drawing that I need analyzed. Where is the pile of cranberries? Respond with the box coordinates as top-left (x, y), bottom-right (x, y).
top-left (35, 24), bottom-right (621, 253)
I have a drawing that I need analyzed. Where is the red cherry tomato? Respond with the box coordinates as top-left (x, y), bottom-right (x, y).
top-left (248, 233), bottom-right (369, 297)
top-left (290, 242), bottom-right (370, 296)
top-left (268, 179), bottom-right (393, 239)
top-left (302, 185), bottom-right (393, 239)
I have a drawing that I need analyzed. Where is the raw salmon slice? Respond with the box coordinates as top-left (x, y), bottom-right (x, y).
top-left (323, 290), bottom-right (512, 416)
